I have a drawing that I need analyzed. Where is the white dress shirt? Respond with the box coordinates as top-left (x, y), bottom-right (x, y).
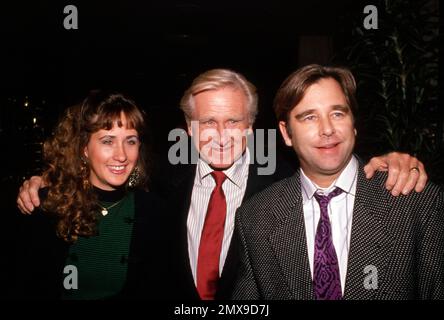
top-left (300, 155), bottom-right (358, 293)
top-left (187, 150), bottom-right (250, 284)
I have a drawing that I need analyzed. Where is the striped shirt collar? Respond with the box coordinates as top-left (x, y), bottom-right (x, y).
top-left (197, 149), bottom-right (250, 188)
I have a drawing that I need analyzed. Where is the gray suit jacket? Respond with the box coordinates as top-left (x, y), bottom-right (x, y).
top-left (232, 164), bottom-right (444, 299)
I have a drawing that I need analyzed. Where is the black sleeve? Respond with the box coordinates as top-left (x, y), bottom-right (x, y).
top-left (12, 199), bottom-right (68, 299)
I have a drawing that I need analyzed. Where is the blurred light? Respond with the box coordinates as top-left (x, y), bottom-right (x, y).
top-left (33, 118), bottom-right (37, 124)
top-left (24, 101), bottom-right (29, 107)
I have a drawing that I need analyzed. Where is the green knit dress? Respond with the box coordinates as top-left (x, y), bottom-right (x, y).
top-left (62, 190), bottom-right (135, 300)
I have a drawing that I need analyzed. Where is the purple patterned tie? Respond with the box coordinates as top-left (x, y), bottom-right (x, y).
top-left (313, 187), bottom-right (343, 300)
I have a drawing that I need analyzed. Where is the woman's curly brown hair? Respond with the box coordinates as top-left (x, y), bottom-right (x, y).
top-left (41, 91), bottom-right (149, 243)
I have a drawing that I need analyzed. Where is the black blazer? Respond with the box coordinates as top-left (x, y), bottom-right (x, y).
top-left (13, 189), bottom-right (171, 300)
top-left (160, 158), bottom-right (294, 300)
top-left (232, 164), bottom-right (444, 299)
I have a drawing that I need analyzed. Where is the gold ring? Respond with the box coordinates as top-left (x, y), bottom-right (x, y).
top-left (410, 167), bottom-right (420, 173)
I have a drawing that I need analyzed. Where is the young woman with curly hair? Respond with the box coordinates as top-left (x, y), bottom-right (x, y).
top-left (14, 91), bottom-right (170, 300)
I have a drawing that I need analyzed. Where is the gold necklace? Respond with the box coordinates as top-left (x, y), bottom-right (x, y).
top-left (99, 198), bottom-right (124, 216)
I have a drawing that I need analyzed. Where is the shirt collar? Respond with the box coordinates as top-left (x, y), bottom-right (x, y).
top-left (300, 155), bottom-right (358, 204)
top-left (197, 149), bottom-right (250, 188)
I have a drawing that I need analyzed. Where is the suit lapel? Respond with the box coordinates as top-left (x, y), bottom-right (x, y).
top-left (344, 165), bottom-right (394, 299)
top-left (173, 164), bottom-right (201, 299)
top-left (243, 163), bottom-right (275, 201)
top-left (268, 173), bottom-right (314, 299)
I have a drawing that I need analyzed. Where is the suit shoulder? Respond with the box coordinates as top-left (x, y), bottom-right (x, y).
top-left (238, 175), bottom-right (296, 218)
top-left (372, 171), bottom-right (443, 200)
top-left (371, 171), bottom-right (444, 224)
top-left (134, 189), bottom-right (169, 217)
top-left (135, 188), bottom-right (166, 203)
top-left (406, 180), bottom-right (444, 213)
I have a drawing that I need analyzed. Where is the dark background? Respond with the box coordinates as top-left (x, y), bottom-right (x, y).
top-left (0, 0), bottom-right (441, 300)
top-left (0, 0), bottom-right (358, 207)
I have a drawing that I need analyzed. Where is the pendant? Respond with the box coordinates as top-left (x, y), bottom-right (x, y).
top-left (101, 209), bottom-right (108, 216)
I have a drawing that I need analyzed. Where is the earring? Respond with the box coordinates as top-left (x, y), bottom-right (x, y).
top-left (128, 166), bottom-right (140, 188)
top-left (80, 158), bottom-right (90, 189)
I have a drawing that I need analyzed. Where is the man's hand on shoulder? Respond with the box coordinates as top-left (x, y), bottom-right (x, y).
top-left (16, 176), bottom-right (45, 214)
top-left (364, 152), bottom-right (427, 196)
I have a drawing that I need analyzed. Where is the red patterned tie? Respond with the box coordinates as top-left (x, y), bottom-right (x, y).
top-left (197, 171), bottom-right (227, 300)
